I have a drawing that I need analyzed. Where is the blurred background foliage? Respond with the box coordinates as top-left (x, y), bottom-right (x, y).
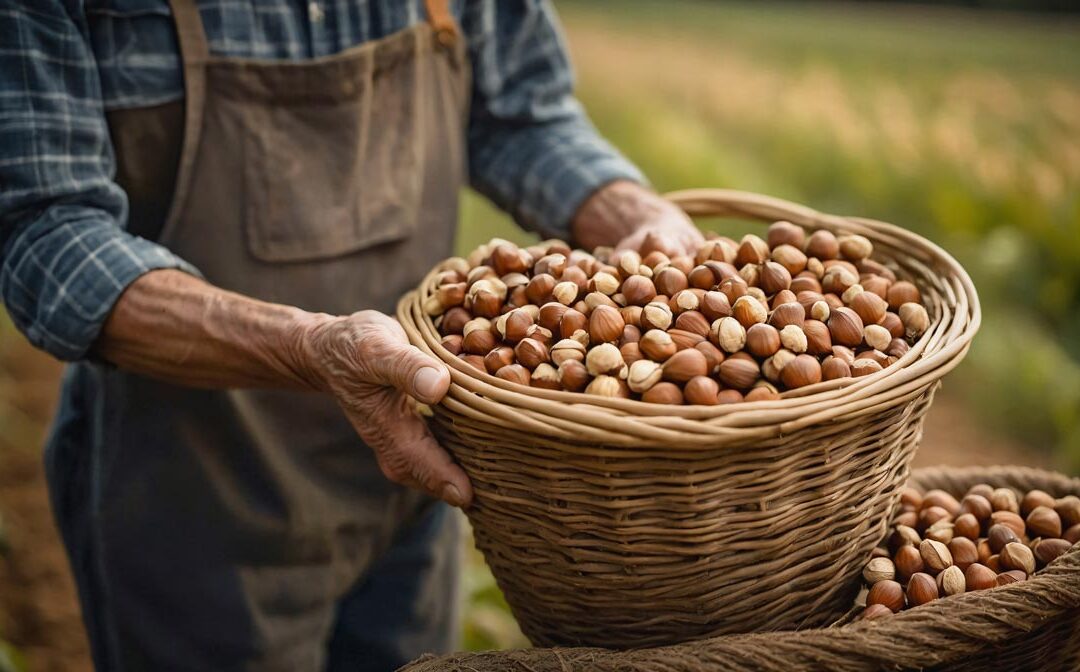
top-left (457, 0), bottom-right (1079, 649)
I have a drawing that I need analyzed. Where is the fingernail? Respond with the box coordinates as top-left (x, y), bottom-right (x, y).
top-left (441, 483), bottom-right (465, 507)
top-left (413, 367), bottom-right (443, 401)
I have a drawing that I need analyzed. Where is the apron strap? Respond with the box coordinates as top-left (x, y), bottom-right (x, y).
top-left (423, 0), bottom-right (459, 48)
top-left (162, 0), bottom-right (210, 237)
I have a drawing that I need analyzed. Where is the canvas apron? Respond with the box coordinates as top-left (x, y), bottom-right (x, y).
top-left (45, 0), bottom-right (469, 669)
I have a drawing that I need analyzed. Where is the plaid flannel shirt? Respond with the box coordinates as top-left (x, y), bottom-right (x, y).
top-left (0, 0), bottom-right (642, 361)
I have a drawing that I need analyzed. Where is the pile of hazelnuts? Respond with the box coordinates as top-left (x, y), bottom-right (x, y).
top-left (859, 485), bottom-right (1079, 620)
top-left (426, 221), bottom-right (932, 405)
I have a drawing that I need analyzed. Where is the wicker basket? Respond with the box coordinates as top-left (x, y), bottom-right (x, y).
top-left (402, 466), bottom-right (1080, 672)
top-left (397, 189), bottom-right (980, 648)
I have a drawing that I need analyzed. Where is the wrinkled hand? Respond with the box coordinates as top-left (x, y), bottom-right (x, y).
top-left (299, 310), bottom-right (472, 508)
top-left (572, 180), bottom-right (704, 257)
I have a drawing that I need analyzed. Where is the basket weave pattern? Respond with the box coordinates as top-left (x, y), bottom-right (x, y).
top-left (398, 190), bottom-right (980, 647)
top-left (402, 466), bottom-right (1080, 672)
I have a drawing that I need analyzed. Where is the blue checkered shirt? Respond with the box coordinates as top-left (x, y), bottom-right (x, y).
top-left (0, 1), bottom-right (642, 361)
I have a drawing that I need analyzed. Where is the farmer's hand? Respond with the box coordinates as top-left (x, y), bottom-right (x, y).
top-left (571, 180), bottom-right (704, 257)
top-left (300, 310), bottom-right (472, 508)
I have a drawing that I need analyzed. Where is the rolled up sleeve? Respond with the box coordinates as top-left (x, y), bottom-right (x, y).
top-left (463, 0), bottom-right (645, 240)
top-left (0, 2), bottom-right (197, 361)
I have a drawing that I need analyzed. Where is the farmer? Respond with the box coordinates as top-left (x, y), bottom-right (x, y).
top-left (0, 1), bottom-right (702, 669)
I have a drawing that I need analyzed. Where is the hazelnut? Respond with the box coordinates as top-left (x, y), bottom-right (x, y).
top-left (662, 348), bottom-right (709, 384)
top-left (641, 302), bottom-right (674, 331)
top-left (675, 311), bottom-right (711, 338)
top-left (520, 273), bottom-right (553, 304)
top-left (822, 266), bottom-right (858, 295)
top-left (530, 363), bottom-right (561, 390)
top-left (1056, 496), bottom-right (1080, 528)
top-left (791, 275), bottom-right (822, 294)
top-left (1034, 538), bottom-right (1072, 566)
top-left (897, 512), bottom-right (920, 529)
top-left (671, 289), bottom-right (703, 314)
top-left (886, 280), bottom-right (921, 311)
top-left (1026, 506), bottom-right (1062, 539)
top-left (859, 604), bottom-right (893, 621)
top-left (866, 579), bottom-right (905, 613)
top-left (642, 382), bottom-right (684, 405)
top-left (861, 275), bottom-right (891, 299)
top-left (716, 389), bottom-right (745, 404)
top-left (767, 221), bottom-right (805, 250)
top-left (977, 539), bottom-right (993, 564)
top-left (588, 305), bottom-right (625, 344)
top-left (920, 539), bottom-right (953, 574)
top-left (538, 302), bottom-right (568, 331)
top-left (964, 563), bottom-right (997, 591)
top-left (925, 521), bottom-right (955, 545)
top-left (514, 338), bottom-right (549, 370)
top-left (850, 291), bottom-right (887, 326)
top-left (1000, 542), bottom-right (1035, 574)
top-left (470, 287), bottom-right (504, 318)
top-left (953, 513), bottom-right (981, 541)
top-left (640, 329), bottom-right (678, 362)
top-left (424, 282), bottom-right (467, 316)
top-left (760, 261), bottom-right (792, 295)
top-left (460, 354), bottom-right (486, 372)
top-left (987, 524), bottom-right (1020, 554)
top-left (586, 343), bottom-right (625, 377)
top-left (745, 382), bottom-right (780, 402)
top-left (559, 308), bottom-right (587, 339)
top-left (990, 511), bottom-right (1026, 537)
top-left (746, 324), bottom-right (782, 358)
top-left (891, 524), bottom-right (922, 550)
top-left (627, 359), bottom-right (663, 394)
top-left (439, 306), bottom-right (471, 335)
top-left (986, 554), bottom-right (1002, 573)
top-left (769, 302), bottom-right (805, 330)
top-left (900, 486), bottom-right (923, 510)
top-left (654, 267), bottom-right (689, 297)
top-left (718, 352), bottom-right (760, 390)
top-left (483, 346), bottom-right (515, 374)
top-left (667, 329), bottom-right (705, 352)
top-left (863, 324), bottom-right (893, 352)
top-left (685, 341), bottom-right (718, 373)
top-left (688, 264), bottom-right (718, 290)
top-left (620, 322), bottom-right (642, 345)
top-left (771, 244), bottom-right (808, 275)
top-left (821, 356), bottom-right (851, 381)
top-left (550, 338), bottom-right (587, 366)
top-left (936, 565), bottom-right (966, 597)
top-left (968, 483), bottom-right (995, 500)
top-left (1067, 524), bottom-right (1080, 544)
top-left (440, 256), bottom-right (470, 276)
top-left (614, 249), bottom-right (643, 278)
top-left (585, 375), bottom-right (627, 398)
top-left (700, 291), bottom-right (732, 321)
top-left (731, 295), bottom-right (766, 328)
top-left (779, 324), bottom-right (808, 354)
top-left (923, 490), bottom-right (961, 516)
top-left (990, 488), bottom-right (1020, 514)
top-left (828, 307), bottom-right (864, 347)
top-left (948, 537), bottom-right (979, 571)
top-left (762, 349), bottom-right (796, 383)
top-left (996, 570), bottom-right (1027, 586)
top-left (899, 302), bottom-right (930, 340)
top-left (799, 320), bottom-right (830, 356)
top-left (463, 328), bottom-right (497, 355)
top-left (551, 281), bottom-right (579, 306)
top-left (500, 309), bottom-right (534, 343)
top-left (586, 291), bottom-right (619, 312)
top-left (495, 363), bottom-right (531, 386)
top-left (780, 354), bottom-right (822, 390)
top-left (735, 233), bottom-right (770, 267)
top-left (839, 234), bottom-right (873, 261)
top-left (620, 342), bottom-right (643, 366)
top-left (804, 229), bottom-right (839, 260)
top-left (557, 360), bottom-right (589, 392)
top-left (684, 376), bottom-right (721, 405)
top-left (863, 557), bottom-right (896, 584)
top-left (810, 300), bottom-right (831, 322)
top-left (491, 243), bottom-right (529, 275)
top-left (841, 283), bottom-right (864, 306)
top-left (712, 317), bottom-right (747, 354)
top-left (718, 276), bottom-right (748, 304)
top-left (1021, 490), bottom-right (1056, 517)
top-left (919, 505), bottom-right (951, 529)
top-left (587, 271), bottom-right (620, 296)
top-left (622, 275), bottom-right (657, 306)
top-left (851, 359), bottom-right (883, 377)
top-left (907, 572), bottom-right (938, 607)
top-left (440, 335), bottom-right (464, 357)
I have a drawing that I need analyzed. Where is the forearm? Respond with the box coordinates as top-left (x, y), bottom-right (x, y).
top-left (95, 269), bottom-right (324, 390)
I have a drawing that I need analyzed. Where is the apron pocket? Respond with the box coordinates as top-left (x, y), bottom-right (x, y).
top-left (242, 45), bottom-right (423, 263)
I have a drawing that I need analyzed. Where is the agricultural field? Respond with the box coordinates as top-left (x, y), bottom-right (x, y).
top-left (0, 0), bottom-right (1077, 665)
top-left (455, 0), bottom-right (1079, 650)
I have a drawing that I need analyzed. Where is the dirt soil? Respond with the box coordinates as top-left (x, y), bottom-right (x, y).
top-left (0, 329), bottom-right (1041, 672)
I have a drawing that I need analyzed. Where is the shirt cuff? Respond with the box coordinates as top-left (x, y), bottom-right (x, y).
top-left (1, 208), bottom-right (200, 362)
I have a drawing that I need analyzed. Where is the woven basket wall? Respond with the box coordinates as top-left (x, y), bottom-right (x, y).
top-left (402, 466), bottom-right (1080, 672)
top-left (397, 189), bottom-right (981, 648)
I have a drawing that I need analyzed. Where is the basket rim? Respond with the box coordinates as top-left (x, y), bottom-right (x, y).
top-left (398, 189), bottom-right (981, 443)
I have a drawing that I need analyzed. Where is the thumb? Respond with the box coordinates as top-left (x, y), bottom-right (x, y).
top-left (360, 328), bottom-right (451, 405)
